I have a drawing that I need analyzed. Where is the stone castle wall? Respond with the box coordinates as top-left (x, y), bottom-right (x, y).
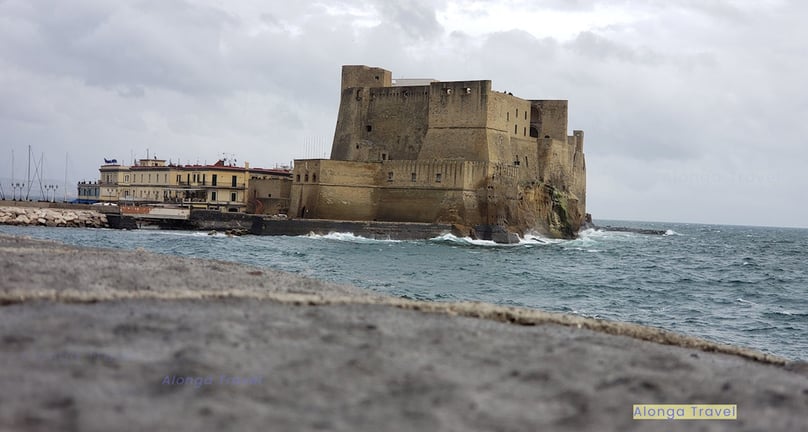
top-left (294, 65), bottom-right (588, 239)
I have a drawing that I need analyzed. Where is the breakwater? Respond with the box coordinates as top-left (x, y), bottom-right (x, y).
top-left (0, 206), bottom-right (108, 228)
top-left (1, 232), bottom-right (805, 431)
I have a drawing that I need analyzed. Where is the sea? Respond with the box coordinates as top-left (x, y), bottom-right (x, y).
top-left (2, 220), bottom-right (806, 362)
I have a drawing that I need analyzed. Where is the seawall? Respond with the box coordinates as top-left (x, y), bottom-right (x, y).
top-left (251, 218), bottom-right (456, 240)
top-left (1, 233), bottom-right (806, 431)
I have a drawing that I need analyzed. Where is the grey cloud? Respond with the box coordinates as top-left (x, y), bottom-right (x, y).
top-left (0, 0), bottom-right (237, 96)
top-left (1, 0), bottom-right (807, 227)
top-left (568, 31), bottom-right (664, 65)
top-left (371, 0), bottom-right (445, 39)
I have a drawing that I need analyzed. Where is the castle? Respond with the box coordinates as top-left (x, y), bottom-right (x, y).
top-left (290, 65), bottom-right (587, 239)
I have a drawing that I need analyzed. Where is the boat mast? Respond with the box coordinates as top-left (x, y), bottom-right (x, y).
top-left (63, 153), bottom-right (68, 202)
top-left (25, 145), bottom-right (31, 200)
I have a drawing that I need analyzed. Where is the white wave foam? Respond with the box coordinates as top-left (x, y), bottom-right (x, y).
top-left (663, 229), bottom-right (680, 236)
top-left (520, 232), bottom-right (561, 245)
top-left (429, 233), bottom-right (502, 247)
top-left (304, 232), bottom-right (401, 243)
top-left (145, 230), bottom-right (229, 238)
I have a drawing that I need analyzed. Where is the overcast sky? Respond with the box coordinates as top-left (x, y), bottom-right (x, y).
top-left (1, 0), bottom-right (806, 227)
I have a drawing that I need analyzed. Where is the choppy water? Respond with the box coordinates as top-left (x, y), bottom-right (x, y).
top-left (2, 220), bottom-right (806, 361)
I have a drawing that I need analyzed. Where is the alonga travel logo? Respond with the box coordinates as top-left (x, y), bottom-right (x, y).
top-left (162, 374), bottom-right (263, 389)
top-left (633, 404), bottom-right (737, 420)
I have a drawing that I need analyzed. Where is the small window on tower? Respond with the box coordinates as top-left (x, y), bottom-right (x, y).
top-left (435, 173), bottom-right (442, 183)
top-left (366, 125), bottom-right (372, 132)
top-left (411, 172), bottom-right (416, 182)
top-left (387, 172), bottom-right (393, 182)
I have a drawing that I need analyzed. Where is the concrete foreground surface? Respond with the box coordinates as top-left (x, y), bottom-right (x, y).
top-left (1, 234), bottom-right (806, 431)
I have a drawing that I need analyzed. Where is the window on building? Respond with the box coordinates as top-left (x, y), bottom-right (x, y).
top-left (202, 174), bottom-right (206, 185)
top-left (507, 112), bottom-right (509, 121)
top-left (435, 173), bottom-right (442, 183)
top-left (366, 125), bottom-right (372, 132)
top-left (231, 192), bottom-right (237, 202)
top-left (211, 191), bottom-right (217, 201)
top-left (212, 174), bottom-right (217, 186)
top-left (296, 174), bottom-right (300, 182)
top-left (524, 127), bottom-right (527, 136)
top-left (177, 174), bottom-right (181, 183)
top-left (148, 174), bottom-right (151, 182)
top-left (125, 175), bottom-right (129, 182)
top-left (164, 174), bottom-right (167, 183)
top-left (514, 124), bottom-right (518, 134)
top-left (524, 111), bottom-right (527, 120)
top-left (381, 153), bottom-right (387, 160)
top-left (387, 172), bottom-right (393, 182)
top-left (304, 174), bottom-right (309, 182)
top-left (140, 174), bottom-right (144, 182)
top-left (312, 174), bottom-right (317, 182)
top-left (411, 172), bottom-right (416, 182)
top-left (231, 175), bottom-right (237, 187)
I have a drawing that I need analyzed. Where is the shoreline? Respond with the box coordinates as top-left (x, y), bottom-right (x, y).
top-left (1, 233), bottom-right (807, 430)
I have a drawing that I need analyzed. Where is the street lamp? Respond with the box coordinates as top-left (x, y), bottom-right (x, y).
top-left (12, 183), bottom-right (25, 201)
top-left (45, 184), bottom-right (59, 202)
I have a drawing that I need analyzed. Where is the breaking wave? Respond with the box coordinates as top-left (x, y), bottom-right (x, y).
top-left (303, 232), bottom-right (401, 244)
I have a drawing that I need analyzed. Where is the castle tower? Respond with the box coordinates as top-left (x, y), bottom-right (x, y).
top-left (340, 65), bottom-right (392, 91)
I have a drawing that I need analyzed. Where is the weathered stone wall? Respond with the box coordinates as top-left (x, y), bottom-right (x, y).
top-left (332, 66), bottom-right (426, 162)
top-left (247, 177), bottom-right (291, 215)
top-left (363, 86), bottom-right (430, 161)
top-left (376, 160), bottom-right (488, 225)
top-left (291, 160), bottom-right (379, 221)
top-left (251, 218), bottom-right (454, 240)
top-left (188, 210), bottom-right (255, 231)
top-left (418, 81), bottom-right (491, 161)
top-left (340, 65), bottom-right (391, 91)
top-left (0, 206), bottom-right (108, 228)
top-left (302, 65), bottom-right (588, 239)
top-left (530, 100), bottom-right (569, 142)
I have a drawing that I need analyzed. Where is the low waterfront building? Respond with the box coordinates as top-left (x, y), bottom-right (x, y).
top-left (86, 158), bottom-right (291, 213)
top-left (76, 181), bottom-right (101, 204)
